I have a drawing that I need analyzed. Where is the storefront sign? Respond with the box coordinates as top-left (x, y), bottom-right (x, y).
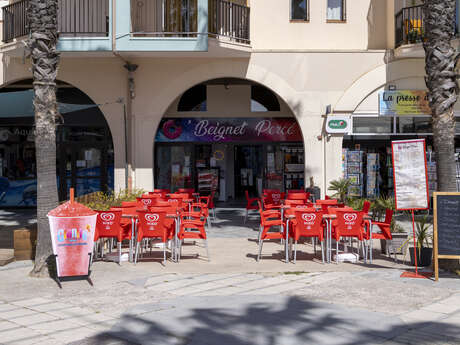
top-left (379, 90), bottom-right (431, 115)
top-left (325, 116), bottom-right (350, 134)
top-left (391, 139), bottom-right (429, 210)
top-left (155, 118), bottom-right (302, 142)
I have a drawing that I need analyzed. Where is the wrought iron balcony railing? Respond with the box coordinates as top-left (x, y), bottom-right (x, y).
top-left (395, 4), bottom-right (458, 48)
top-left (2, 0), bottom-right (110, 43)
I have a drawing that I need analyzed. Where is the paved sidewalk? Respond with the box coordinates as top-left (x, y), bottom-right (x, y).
top-left (1, 265), bottom-right (460, 345)
top-left (1, 209), bottom-right (459, 344)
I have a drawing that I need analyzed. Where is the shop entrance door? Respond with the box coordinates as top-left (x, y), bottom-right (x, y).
top-left (58, 143), bottom-right (108, 200)
top-left (234, 145), bottom-right (263, 198)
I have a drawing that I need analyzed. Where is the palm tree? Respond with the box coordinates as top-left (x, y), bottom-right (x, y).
top-left (423, 0), bottom-right (459, 192)
top-left (27, 0), bottom-right (60, 277)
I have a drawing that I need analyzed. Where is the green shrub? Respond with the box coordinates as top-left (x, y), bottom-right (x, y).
top-left (82, 188), bottom-right (145, 210)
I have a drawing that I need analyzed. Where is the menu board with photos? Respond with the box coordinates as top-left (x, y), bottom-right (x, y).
top-left (391, 139), bottom-right (429, 210)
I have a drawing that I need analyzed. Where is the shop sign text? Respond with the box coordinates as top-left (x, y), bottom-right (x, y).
top-left (156, 118), bottom-right (302, 142)
top-left (379, 90), bottom-right (431, 116)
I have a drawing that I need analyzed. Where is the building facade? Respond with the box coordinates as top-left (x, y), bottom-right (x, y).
top-left (0, 0), bottom-right (459, 206)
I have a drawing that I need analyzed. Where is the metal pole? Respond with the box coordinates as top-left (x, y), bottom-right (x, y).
top-left (123, 102), bottom-right (129, 189)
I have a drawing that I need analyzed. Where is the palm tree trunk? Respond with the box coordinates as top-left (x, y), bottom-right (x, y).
top-left (27, 0), bottom-right (60, 277)
top-left (423, 0), bottom-right (459, 192)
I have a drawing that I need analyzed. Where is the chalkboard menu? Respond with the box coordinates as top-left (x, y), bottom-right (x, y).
top-left (433, 192), bottom-right (460, 281)
top-left (435, 194), bottom-right (460, 256)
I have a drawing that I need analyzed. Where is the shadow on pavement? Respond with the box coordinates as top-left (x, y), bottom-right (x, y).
top-left (82, 296), bottom-right (460, 345)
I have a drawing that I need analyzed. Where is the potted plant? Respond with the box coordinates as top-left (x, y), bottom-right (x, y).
top-left (328, 178), bottom-right (351, 203)
top-left (407, 214), bottom-right (433, 267)
top-left (408, 28), bottom-right (419, 44)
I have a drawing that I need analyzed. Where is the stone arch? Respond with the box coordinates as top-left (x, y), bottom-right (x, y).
top-left (333, 58), bottom-right (425, 113)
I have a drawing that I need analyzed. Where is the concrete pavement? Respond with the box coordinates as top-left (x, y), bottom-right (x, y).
top-left (0, 261), bottom-right (460, 345)
top-left (1, 207), bottom-right (459, 344)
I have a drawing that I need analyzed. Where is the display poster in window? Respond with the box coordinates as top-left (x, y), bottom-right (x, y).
top-left (391, 139), bottom-right (429, 210)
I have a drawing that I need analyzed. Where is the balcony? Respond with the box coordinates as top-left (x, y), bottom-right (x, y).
top-left (116, 0), bottom-right (250, 53)
top-left (2, 0), bottom-right (112, 52)
top-left (395, 4), bottom-right (458, 52)
top-left (395, 5), bottom-right (423, 48)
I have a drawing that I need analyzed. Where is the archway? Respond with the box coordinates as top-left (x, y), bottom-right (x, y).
top-left (153, 78), bottom-right (305, 202)
top-left (0, 79), bottom-right (114, 206)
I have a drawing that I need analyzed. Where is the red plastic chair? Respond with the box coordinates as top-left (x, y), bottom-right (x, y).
top-left (316, 199), bottom-right (338, 212)
top-left (286, 192), bottom-right (309, 201)
top-left (263, 189), bottom-right (279, 194)
top-left (177, 188), bottom-right (195, 196)
top-left (200, 191), bottom-right (216, 219)
top-left (289, 208), bottom-right (326, 263)
top-left (287, 189), bottom-right (304, 194)
top-left (284, 199), bottom-right (304, 207)
top-left (137, 196), bottom-right (158, 210)
top-left (191, 199), bottom-right (211, 229)
top-left (147, 192), bottom-right (165, 198)
top-left (362, 200), bottom-right (371, 215)
top-left (263, 191), bottom-right (285, 210)
top-left (135, 209), bottom-right (175, 265)
top-left (364, 209), bottom-right (393, 261)
top-left (154, 189), bottom-right (170, 194)
top-left (257, 202), bottom-right (286, 262)
top-left (95, 210), bottom-right (133, 264)
top-left (177, 211), bottom-right (209, 261)
top-left (331, 210), bottom-right (367, 263)
top-left (244, 190), bottom-right (260, 223)
top-left (121, 201), bottom-right (137, 207)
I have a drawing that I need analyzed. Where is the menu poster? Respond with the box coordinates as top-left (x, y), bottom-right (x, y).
top-left (391, 139), bottom-right (429, 210)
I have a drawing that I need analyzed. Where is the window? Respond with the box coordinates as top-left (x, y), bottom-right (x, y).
top-left (327, 0), bottom-right (346, 22)
top-left (291, 0), bottom-right (309, 21)
top-left (352, 117), bottom-right (392, 134)
top-left (177, 85), bottom-right (207, 112)
top-left (251, 85), bottom-right (280, 112)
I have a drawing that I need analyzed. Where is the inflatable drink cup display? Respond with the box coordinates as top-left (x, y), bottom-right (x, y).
top-left (47, 189), bottom-right (97, 278)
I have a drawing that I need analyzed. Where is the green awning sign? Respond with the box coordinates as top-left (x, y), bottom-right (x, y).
top-left (326, 116), bottom-right (350, 133)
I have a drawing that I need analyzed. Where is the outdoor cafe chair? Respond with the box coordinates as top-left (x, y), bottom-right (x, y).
top-left (330, 210), bottom-right (367, 264)
top-left (207, 191), bottom-right (216, 219)
top-left (316, 199), bottom-right (339, 212)
top-left (135, 209), bottom-right (175, 265)
top-left (362, 200), bottom-right (371, 215)
top-left (147, 192), bottom-right (165, 198)
top-left (289, 208), bottom-right (326, 263)
top-left (364, 208), bottom-right (393, 261)
top-left (263, 189), bottom-right (280, 194)
top-left (287, 189), bottom-right (305, 194)
top-left (177, 211), bottom-right (210, 262)
top-left (257, 202), bottom-right (286, 262)
top-left (284, 199), bottom-right (307, 207)
top-left (95, 210), bottom-right (133, 265)
top-left (191, 201), bottom-right (211, 229)
top-left (263, 191), bottom-right (285, 210)
top-left (286, 192), bottom-right (310, 201)
top-left (153, 189), bottom-right (170, 195)
top-left (178, 188), bottom-right (195, 193)
top-left (244, 190), bottom-right (260, 224)
top-left (137, 196), bottom-right (158, 210)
